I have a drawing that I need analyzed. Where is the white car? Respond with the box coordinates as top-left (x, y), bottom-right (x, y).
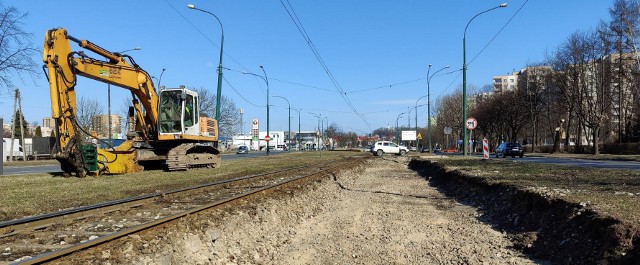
top-left (370, 141), bottom-right (409, 156)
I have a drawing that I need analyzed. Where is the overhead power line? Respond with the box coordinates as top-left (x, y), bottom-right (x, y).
top-left (279, 0), bottom-right (372, 131)
top-left (222, 76), bottom-right (263, 108)
top-left (469, 0), bottom-right (529, 65)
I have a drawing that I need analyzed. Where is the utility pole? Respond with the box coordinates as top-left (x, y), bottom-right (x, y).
top-left (18, 90), bottom-right (25, 161)
top-left (0, 117), bottom-right (3, 174)
top-left (10, 89), bottom-right (26, 161)
top-left (240, 108), bottom-right (244, 134)
top-left (10, 89), bottom-right (17, 161)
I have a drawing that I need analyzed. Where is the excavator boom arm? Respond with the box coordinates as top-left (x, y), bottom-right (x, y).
top-left (43, 28), bottom-right (159, 149)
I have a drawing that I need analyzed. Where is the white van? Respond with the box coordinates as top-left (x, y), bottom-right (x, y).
top-left (3, 138), bottom-right (24, 161)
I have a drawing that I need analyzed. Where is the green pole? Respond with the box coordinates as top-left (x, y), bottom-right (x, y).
top-left (462, 3), bottom-right (507, 155)
top-left (260, 66), bottom-right (269, 156)
top-left (428, 65), bottom-right (450, 153)
top-left (186, 5), bottom-right (225, 147)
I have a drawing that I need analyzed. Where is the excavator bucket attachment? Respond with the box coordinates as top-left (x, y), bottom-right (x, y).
top-left (97, 140), bottom-right (144, 174)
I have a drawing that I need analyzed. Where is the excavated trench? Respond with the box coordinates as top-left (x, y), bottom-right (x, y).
top-left (408, 159), bottom-right (640, 265)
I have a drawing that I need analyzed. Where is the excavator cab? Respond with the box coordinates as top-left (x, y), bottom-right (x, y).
top-left (158, 87), bottom-right (200, 136)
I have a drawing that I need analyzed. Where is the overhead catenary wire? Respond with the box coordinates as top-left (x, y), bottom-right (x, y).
top-left (436, 1), bottom-right (527, 99)
top-left (164, 0), bottom-right (250, 73)
top-left (279, 0), bottom-right (372, 131)
top-left (225, 66), bottom-right (428, 95)
top-left (222, 76), bottom-right (263, 108)
top-left (469, 0), bottom-right (529, 65)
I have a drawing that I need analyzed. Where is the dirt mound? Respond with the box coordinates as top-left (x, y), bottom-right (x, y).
top-left (408, 159), bottom-right (640, 265)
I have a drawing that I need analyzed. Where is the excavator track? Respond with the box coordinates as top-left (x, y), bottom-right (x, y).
top-left (166, 143), bottom-right (221, 171)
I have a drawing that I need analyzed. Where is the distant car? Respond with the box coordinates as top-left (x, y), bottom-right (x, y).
top-left (420, 146), bottom-right (441, 153)
top-left (495, 142), bottom-right (524, 158)
top-left (370, 141), bottom-right (409, 156)
top-left (237, 146), bottom-right (249, 154)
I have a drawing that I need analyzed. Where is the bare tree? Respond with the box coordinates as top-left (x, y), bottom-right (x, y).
top-left (192, 87), bottom-right (240, 139)
top-left (607, 0), bottom-right (640, 142)
top-left (554, 30), bottom-right (615, 154)
top-left (435, 88), bottom-right (464, 147)
top-left (76, 97), bottom-right (104, 133)
top-left (118, 96), bottom-right (134, 134)
top-left (518, 65), bottom-right (553, 151)
top-left (0, 4), bottom-right (38, 90)
top-left (372, 127), bottom-right (394, 141)
top-left (218, 96), bottom-right (240, 138)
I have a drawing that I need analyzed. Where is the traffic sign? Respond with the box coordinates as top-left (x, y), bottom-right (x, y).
top-left (417, 133), bottom-right (422, 140)
top-left (444, 127), bottom-right (453, 135)
top-left (265, 135), bottom-right (271, 142)
top-left (466, 117), bottom-right (478, 130)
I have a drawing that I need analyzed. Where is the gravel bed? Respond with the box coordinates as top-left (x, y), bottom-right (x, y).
top-left (60, 157), bottom-right (539, 264)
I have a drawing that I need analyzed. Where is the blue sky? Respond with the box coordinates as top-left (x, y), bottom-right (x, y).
top-left (5, 1), bottom-right (613, 135)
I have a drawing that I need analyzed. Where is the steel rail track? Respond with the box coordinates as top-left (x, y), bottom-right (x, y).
top-left (2, 158), bottom-right (362, 264)
top-left (0, 163), bottom-right (312, 239)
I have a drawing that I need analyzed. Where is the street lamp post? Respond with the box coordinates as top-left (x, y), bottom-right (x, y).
top-left (243, 66), bottom-right (270, 156)
top-left (310, 112), bottom-right (322, 151)
top-left (415, 95), bottom-right (427, 132)
top-left (427, 64), bottom-right (450, 153)
top-left (293, 108), bottom-right (301, 150)
top-left (323, 117), bottom-right (329, 149)
top-left (395, 112), bottom-right (404, 145)
top-left (187, 4), bottom-right (225, 123)
top-left (273, 95), bottom-right (291, 150)
top-left (462, 3), bottom-right (507, 155)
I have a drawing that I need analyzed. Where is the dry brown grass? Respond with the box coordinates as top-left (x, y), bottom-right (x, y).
top-left (433, 157), bottom-right (640, 225)
top-left (0, 151), bottom-right (356, 221)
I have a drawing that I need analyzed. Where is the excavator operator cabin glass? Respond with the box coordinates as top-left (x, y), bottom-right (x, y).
top-left (184, 94), bottom-right (194, 128)
top-left (159, 90), bottom-right (182, 133)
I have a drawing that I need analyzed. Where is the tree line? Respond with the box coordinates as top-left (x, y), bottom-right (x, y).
top-left (432, 0), bottom-right (640, 155)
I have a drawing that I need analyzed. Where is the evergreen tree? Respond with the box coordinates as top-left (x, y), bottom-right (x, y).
top-left (12, 109), bottom-right (28, 143)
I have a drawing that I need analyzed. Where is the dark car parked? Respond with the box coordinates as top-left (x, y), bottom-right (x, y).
top-left (237, 145), bottom-right (249, 154)
top-left (495, 142), bottom-right (524, 158)
top-left (420, 146), bottom-right (441, 153)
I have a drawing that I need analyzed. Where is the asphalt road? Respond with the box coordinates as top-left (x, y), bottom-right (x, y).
top-left (498, 155), bottom-right (640, 170)
top-left (8, 151), bottom-right (640, 176)
top-left (1, 165), bottom-right (61, 176)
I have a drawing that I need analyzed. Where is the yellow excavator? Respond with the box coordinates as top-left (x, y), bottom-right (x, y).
top-left (43, 28), bottom-right (221, 177)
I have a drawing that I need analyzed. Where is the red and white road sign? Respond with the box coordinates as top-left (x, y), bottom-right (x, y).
top-left (265, 135), bottom-right (271, 142)
top-left (483, 138), bottom-right (489, 159)
top-left (466, 117), bottom-right (478, 130)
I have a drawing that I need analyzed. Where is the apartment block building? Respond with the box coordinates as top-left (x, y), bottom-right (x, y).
top-left (42, 117), bottom-right (55, 128)
top-left (91, 114), bottom-right (122, 138)
top-left (492, 72), bottom-right (520, 93)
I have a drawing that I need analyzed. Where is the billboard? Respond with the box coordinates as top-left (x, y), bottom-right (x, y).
top-left (401, 131), bottom-right (417, 141)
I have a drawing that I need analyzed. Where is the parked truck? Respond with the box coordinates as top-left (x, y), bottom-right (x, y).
top-left (2, 138), bottom-right (24, 162)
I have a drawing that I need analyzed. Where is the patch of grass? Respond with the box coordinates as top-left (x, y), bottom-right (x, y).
top-left (432, 157), bottom-right (640, 225)
top-left (0, 151), bottom-right (355, 221)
